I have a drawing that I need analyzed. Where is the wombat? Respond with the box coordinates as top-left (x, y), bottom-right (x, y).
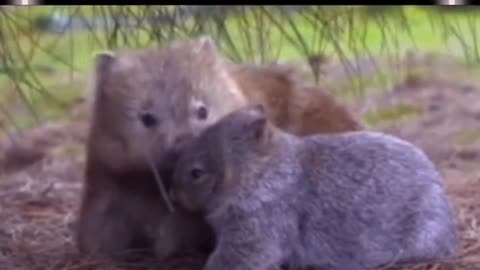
top-left (76, 46), bottom-right (218, 263)
top-left (76, 36), bottom-right (362, 264)
top-left (171, 105), bottom-right (458, 270)
top-left (228, 62), bottom-right (363, 135)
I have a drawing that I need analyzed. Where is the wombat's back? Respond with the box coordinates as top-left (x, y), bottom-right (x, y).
top-left (292, 131), bottom-right (458, 269)
top-left (229, 63), bottom-right (363, 135)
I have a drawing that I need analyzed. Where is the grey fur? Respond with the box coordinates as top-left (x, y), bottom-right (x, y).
top-left (172, 105), bottom-right (458, 270)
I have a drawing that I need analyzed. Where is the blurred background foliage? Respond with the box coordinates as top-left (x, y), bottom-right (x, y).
top-left (1, 5), bottom-right (480, 132)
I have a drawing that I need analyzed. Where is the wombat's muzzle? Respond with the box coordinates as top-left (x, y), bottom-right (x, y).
top-left (155, 134), bottom-right (193, 190)
top-left (156, 150), bottom-right (181, 190)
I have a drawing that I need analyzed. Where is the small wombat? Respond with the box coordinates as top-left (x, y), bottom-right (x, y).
top-left (171, 105), bottom-right (458, 270)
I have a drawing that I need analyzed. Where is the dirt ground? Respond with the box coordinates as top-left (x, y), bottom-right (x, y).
top-left (0, 75), bottom-right (479, 269)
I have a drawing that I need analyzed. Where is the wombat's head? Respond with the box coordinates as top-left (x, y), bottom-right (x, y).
top-left (171, 104), bottom-right (273, 213)
top-left (88, 37), bottom-right (247, 176)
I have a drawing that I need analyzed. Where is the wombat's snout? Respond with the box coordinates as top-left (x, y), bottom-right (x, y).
top-left (156, 133), bottom-right (192, 190)
top-left (157, 150), bottom-right (181, 190)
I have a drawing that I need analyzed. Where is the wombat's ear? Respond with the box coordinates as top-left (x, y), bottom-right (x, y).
top-left (93, 51), bottom-right (117, 94)
top-left (94, 51), bottom-right (116, 76)
top-left (244, 104), bottom-right (267, 142)
top-left (196, 36), bottom-right (218, 54)
top-left (194, 36), bottom-right (221, 65)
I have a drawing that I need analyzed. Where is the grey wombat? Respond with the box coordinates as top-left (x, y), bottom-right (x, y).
top-left (171, 105), bottom-right (458, 270)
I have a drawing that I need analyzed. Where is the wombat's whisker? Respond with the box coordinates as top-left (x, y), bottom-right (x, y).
top-left (145, 147), bottom-right (176, 213)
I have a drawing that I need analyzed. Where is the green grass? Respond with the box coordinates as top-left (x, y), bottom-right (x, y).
top-left (364, 103), bottom-right (421, 127)
top-left (7, 6), bottom-right (480, 75)
top-left (457, 128), bottom-right (480, 145)
top-left (4, 6), bottom-right (480, 79)
top-left (218, 6), bottom-right (480, 62)
top-left (2, 6), bottom-right (480, 129)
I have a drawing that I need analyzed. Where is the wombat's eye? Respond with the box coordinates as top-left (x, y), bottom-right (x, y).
top-left (196, 106), bottom-right (208, 120)
top-left (190, 167), bottom-right (204, 181)
top-left (139, 113), bottom-right (158, 128)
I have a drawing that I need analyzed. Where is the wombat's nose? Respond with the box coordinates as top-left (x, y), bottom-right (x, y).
top-left (163, 151), bottom-right (180, 172)
top-left (157, 150), bottom-right (180, 188)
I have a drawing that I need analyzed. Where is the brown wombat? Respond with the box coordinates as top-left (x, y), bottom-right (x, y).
top-left (228, 63), bottom-right (362, 135)
top-left (171, 105), bottom-right (458, 270)
top-left (76, 37), bottom-right (363, 264)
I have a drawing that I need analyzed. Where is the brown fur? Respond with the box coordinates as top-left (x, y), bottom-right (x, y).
top-left (76, 37), bottom-right (363, 265)
top-left (229, 63), bottom-right (363, 135)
